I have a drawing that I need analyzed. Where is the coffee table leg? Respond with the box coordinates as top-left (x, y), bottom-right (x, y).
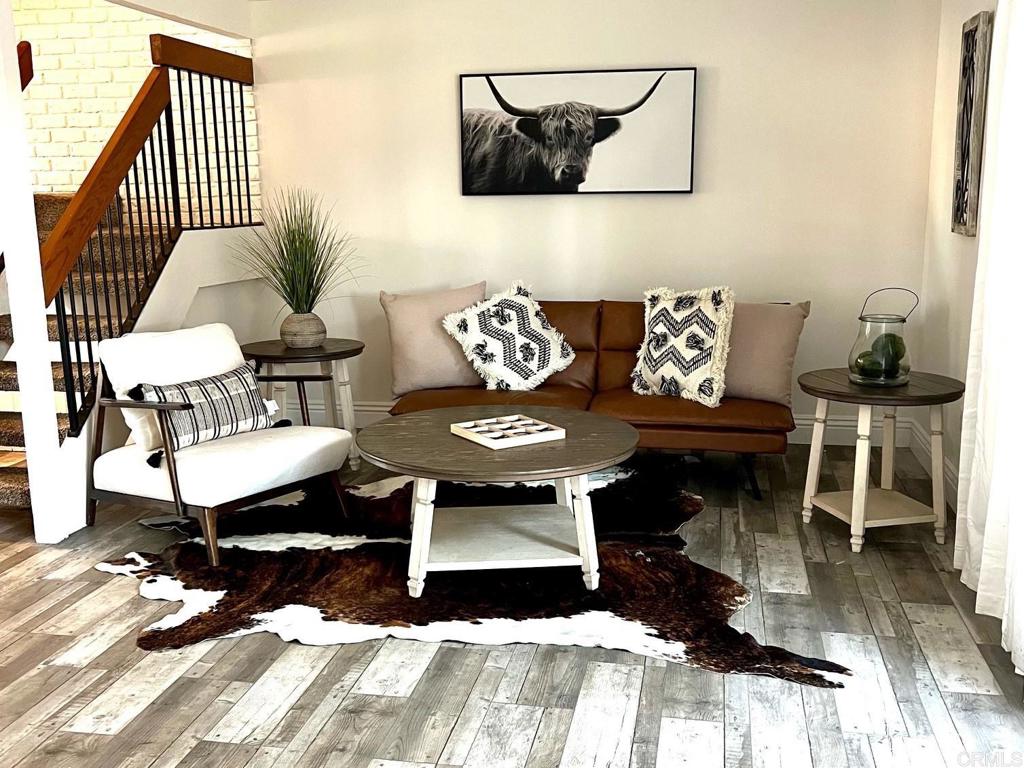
top-left (850, 404), bottom-right (872, 553)
top-left (554, 477), bottom-right (571, 508)
top-left (570, 474), bottom-right (599, 590)
top-left (931, 405), bottom-right (946, 545)
top-left (802, 398), bottom-right (829, 523)
top-left (407, 478), bottom-right (436, 598)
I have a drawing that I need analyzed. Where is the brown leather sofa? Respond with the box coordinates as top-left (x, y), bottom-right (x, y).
top-left (391, 300), bottom-right (797, 498)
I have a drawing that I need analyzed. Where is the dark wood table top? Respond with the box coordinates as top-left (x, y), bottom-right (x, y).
top-left (356, 405), bottom-right (639, 482)
top-left (798, 368), bottom-right (965, 407)
top-left (241, 338), bottom-right (365, 364)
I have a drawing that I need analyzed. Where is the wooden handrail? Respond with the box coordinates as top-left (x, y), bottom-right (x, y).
top-left (39, 67), bottom-right (170, 304)
top-left (18, 41), bottom-right (32, 90)
top-left (150, 34), bottom-right (254, 84)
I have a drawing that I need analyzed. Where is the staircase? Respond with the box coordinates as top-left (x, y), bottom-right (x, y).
top-left (2, 35), bottom-right (258, 516)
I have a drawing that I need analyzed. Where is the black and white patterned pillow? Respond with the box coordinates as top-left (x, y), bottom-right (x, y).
top-left (631, 286), bottom-right (735, 407)
top-left (128, 363), bottom-right (274, 451)
top-left (443, 282), bottom-right (575, 391)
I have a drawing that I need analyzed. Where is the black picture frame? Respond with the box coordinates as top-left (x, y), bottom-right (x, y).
top-left (952, 11), bottom-right (993, 237)
top-left (459, 66), bottom-right (696, 196)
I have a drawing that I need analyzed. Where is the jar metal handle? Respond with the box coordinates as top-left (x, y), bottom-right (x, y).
top-left (859, 287), bottom-right (919, 320)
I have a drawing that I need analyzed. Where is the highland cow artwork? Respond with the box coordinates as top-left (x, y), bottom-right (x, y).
top-left (460, 67), bottom-right (696, 195)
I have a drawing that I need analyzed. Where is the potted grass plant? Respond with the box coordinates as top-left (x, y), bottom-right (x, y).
top-left (233, 188), bottom-right (359, 348)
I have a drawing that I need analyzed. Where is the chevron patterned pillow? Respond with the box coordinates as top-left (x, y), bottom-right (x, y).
top-left (443, 281), bottom-right (576, 391)
top-left (631, 286), bottom-right (736, 407)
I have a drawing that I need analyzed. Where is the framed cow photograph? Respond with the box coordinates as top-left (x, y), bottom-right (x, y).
top-left (460, 67), bottom-right (696, 196)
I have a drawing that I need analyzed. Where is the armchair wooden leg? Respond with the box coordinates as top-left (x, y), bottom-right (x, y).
top-left (197, 508), bottom-right (220, 566)
top-left (86, 498), bottom-right (97, 526)
top-left (740, 453), bottom-right (762, 501)
top-left (328, 471), bottom-right (349, 517)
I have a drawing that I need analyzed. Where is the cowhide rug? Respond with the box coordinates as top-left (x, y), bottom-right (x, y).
top-left (99, 454), bottom-right (850, 688)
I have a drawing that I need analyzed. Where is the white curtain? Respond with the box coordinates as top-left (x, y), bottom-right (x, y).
top-left (954, 0), bottom-right (1024, 668)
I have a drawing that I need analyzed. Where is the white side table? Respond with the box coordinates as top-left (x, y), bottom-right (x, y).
top-left (797, 368), bottom-right (965, 553)
top-left (242, 338), bottom-right (364, 469)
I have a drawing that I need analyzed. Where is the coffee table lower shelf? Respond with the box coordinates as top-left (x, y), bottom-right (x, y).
top-left (425, 505), bottom-right (583, 571)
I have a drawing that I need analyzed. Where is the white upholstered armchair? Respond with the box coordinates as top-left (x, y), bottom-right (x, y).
top-left (89, 324), bottom-right (352, 565)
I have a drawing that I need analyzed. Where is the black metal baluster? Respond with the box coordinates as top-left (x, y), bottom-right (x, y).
top-left (164, 105), bottom-right (182, 232)
top-left (104, 207), bottom-right (123, 333)
top-left (177, 69), bottom-right (193, 228)
top-left (230, 79), bottom-right (242, 226)
top-left (114, 190), bottom-right (132, 321)
top-left (53, 293), bottom-right (79, 436)
top-left (85, 238), bottom-right (103, 344)
top-left (133, 162), bottom-right (151, 287)
top-left (146, 136), bottom-right (165, 260)
top-left (124, 167), bottom-right (141, 304)
top-left (199, 74), bottom-right (212, 228)
top-left (211, 76), bottom-right (224, 225)
top-left (95, 218), bottom-right (115, 335)
top-left (155, 119), bottom-right (171, 236)
top-left (64, 274), bottom-right (86, 405)
top-left (74, 254), bottom-right (95, 379)
top-left (239, 82), bottom-right (252, 224)
top-left (220, 78), bottom-right (234, 226)
top-left (188, 73), bottom-right (202, 227)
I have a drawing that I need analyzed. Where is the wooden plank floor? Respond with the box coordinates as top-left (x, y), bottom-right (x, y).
top-left (0, 445), bottom-right (1022, 767)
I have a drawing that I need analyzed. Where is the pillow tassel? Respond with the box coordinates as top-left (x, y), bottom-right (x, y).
top-left (127, 383), bottom-right (145, 401)
top-left (272, 419), bottom-right (292, 428)
top-left (146, 450), bottom-right (164, 468)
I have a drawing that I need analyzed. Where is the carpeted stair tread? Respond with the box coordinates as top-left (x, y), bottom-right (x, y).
top-left (34, 193), bottom-right (123, 234)
top-left (0, 411), bottom-right (70, 447)
top-left (0, 314), bottom-right (116, 344)
top-left (0, 361), bottom-right (93, 393)
top-left (0, 466), bottom-right (30, 508)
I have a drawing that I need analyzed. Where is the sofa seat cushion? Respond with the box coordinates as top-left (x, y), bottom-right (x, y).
top-left (94, 426), bottom-right (351, 508)
top-left (390, 385), bottom-right (592, 415)
top-left (589, 388), bottom-right (795, 432)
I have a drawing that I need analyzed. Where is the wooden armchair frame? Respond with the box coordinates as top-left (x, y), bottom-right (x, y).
top-left (87, 365), bottom-right (347, 565)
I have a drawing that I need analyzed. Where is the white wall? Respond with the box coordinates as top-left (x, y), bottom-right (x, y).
top-left (913, 0), bottom-right (994, 485)
top-left (250, 0), bottom-right (942, 423)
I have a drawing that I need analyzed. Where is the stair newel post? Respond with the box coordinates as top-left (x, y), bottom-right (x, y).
top-left (163, 102), bottom-right (182, 232)
top-left (52, 292), bottom-right (80, 437)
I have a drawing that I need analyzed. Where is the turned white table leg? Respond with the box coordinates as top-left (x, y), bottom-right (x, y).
top-left (850, 404), bottom-right (873, 553)
top-left (271, 363), bottom-right (288, 419)
top-left (555, 477), bottom-right (571, 509)
top-left (881, 406), bottom-right (896, 491)
top-left (320, 361), bottom-right (340, 428)
top-left (570, 473), bottom-right (599, 590)
top-left (802, 398), bottom-right (829, 523)
top-left (407, 478), bottom-right (436, 597)
top-left (931, 405), bottom-right (946, 544)
top-left (334, 359), bottom-right (360, 468)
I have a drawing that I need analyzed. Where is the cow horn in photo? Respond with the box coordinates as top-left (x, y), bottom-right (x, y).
top-left (596, 71), bottom-right (667, 116)
top-left (484, 75), bottom-right (541, 117)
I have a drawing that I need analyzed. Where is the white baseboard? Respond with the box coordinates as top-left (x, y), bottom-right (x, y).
top-left (789, 412), bottom-right (913, 448)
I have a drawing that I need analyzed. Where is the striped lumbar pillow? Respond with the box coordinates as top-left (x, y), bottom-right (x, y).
top-left (128, 363), bottom-right (274, 451)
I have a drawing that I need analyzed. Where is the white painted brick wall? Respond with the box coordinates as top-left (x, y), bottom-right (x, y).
top-left (13, 0), bottom-right (260, 219)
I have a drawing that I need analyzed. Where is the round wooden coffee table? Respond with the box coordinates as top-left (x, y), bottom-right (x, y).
top-left (798, 368), bottom-right (965, 552)
top-left (356, 405), bottom-right (639, 597)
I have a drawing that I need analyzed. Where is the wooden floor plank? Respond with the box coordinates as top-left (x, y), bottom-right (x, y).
top-left (462, 701), bottom-right (543, 768)
top-left (352, 638), bottom-right (440, 698)
top-left (557, 662), bottom-right (643, 768)
top-left (655, 717), bottom-right (724, 767)
top-left (902, 603), bottom-right (999, 695)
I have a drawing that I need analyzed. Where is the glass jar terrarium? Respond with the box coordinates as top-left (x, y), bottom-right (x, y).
top-left (848, 288), bottom-right (918, 387)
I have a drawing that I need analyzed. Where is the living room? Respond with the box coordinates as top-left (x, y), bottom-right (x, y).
top-left (0, 0), bottom-right (1020, 765)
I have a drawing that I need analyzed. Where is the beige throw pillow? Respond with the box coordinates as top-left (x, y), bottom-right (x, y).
top-left (381, 282), bottom-right (487, 397)
top-left (724, 301), bottom-right (811, 406)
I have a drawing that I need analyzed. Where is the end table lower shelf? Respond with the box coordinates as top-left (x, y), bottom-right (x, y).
top-left (808, 489), bottom-right (938, 530)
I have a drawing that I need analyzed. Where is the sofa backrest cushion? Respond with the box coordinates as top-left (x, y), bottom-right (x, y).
top-left (597, 301), bottom-right (646, 391)
top-left (537, 300), bottom-right (601, 391)
top-left (597, 300), bottom-right (808, 405)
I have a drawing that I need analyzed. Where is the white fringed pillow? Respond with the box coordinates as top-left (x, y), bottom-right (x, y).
top-left (443, 282), bottom-right (575, 391)
top-left (631, 286), bottom-right (735, 407)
